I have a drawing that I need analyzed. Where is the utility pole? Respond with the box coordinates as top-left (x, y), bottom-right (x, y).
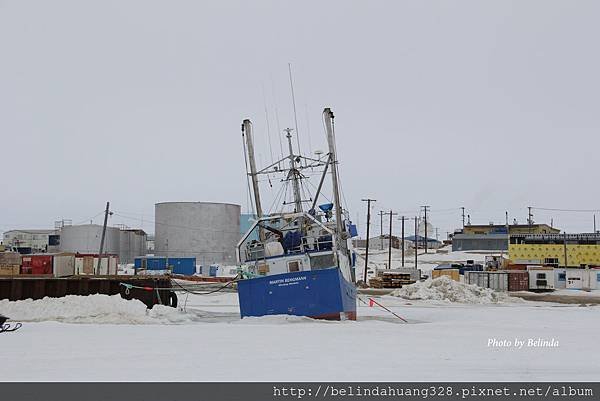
top-left (421, 205), bottom-right (430, 254)
top-left (461, 207), bottom-right (466, 229)
top-left (594, 214), bottom-right (597, 233)
top-left (563, 231), bottom-right (568, 268)
top-left (361, 198), bottom-right (376, 283)
top-left (97, 202), bottom-right (111, 275)
top-left (528, 206), bottom-right (533, 233)
top-left (383, 210), bottom-right (398, 269)
top-left (378, 210), bottom-right (385, 250)
top-left (414, 216), bottom-right (418, 269)
top-left (401, 216), bottom-right (405, 267)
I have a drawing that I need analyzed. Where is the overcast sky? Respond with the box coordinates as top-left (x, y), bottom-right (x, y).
top-left (1, 0), bottom-right (599, 237)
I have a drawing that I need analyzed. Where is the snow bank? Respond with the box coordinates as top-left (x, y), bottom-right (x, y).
top-left (0, 295), bottom-right (193, 324)
top-left (390, 276), bottom-right (515, 304)
top-left (234, 315), bottom-right (335, 325)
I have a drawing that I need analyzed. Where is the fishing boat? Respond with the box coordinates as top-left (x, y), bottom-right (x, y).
top-left (237, 108), bottom-right (358, 320)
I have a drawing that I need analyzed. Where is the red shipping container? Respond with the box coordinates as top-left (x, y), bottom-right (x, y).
top-left (508, 271), bottom-right (529, 291)
top-left (21, 254), bottom-right (53, 275)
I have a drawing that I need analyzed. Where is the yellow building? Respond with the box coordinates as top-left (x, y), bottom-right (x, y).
top-left (462, 223), bottom-right (559, 236)
top-left (509, 234), bottom-right (600, 267)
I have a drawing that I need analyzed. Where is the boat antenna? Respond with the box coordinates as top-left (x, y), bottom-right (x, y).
top-left (262, 84), bottom-right (275, 164)
top-left (242, 119), bottom-right (266, 241)
top-left (241, 123), bottom-right (254, 215)
top-left (288, 63), bottom-right (302, 160)
top-left (285, 128), bottom-right (303, 213)
top-left (270, 75), bottom-right (284, 165)
top-left (323, 108), bottom-right (346, 251)
top-left (304, 103), bottom-right (313, 157)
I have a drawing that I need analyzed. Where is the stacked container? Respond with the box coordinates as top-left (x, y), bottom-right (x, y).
top-left (527, 266), bottom-right (555, 290)
top-left (432, 268), bottom-right (460, 281)
top-left (167, 257), bottom-right (197, 276)
top-left (0, 252), bottom-right (21, 276)
top-left (21, 254), bottom-right (53, 275)
top-left (588, 269), bottom-right (600, 290)
top-left (134, 256), bottom-right (167, 271)
top-left (566, 269), bottom-right (585, 289)
top-left (74, 254), bottom-right (118, 275)
top-left (52, 253), bottom-right (75, 277)
top-left (507, 271), bottom-right (529, 291)
top-left (465, 271), bottom-right (509, 291)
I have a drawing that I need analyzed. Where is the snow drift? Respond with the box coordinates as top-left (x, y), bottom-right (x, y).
top-left (0, 294), bottom-right (193, 324)
top-left (390, 276), bottom-right (516, 304)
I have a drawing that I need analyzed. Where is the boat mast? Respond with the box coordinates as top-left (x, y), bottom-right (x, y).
top-left (323, 108), bottom-right (346, 247)
top-left (242, 119), bottom-right (266, 241)
top-left (285, 128), bottom-right (303, 213)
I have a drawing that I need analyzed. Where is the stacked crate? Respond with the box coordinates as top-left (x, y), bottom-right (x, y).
top-left (0, 252), bottom-right (21, 276)
top-left (369, 271), bottom-right (415, 289)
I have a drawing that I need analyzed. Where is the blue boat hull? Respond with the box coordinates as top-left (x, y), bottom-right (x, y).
top-left (237, 268), bottom-right (357, 320)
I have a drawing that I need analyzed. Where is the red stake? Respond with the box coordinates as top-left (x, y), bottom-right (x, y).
top-left (368, 297), bottom-right (408, 323)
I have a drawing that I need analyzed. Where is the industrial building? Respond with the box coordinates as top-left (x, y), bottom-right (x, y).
top-left (353, 235), bottom-right (413, 250)
top-left (2, 229), bottom-right (59, 253)
top-left (462, 223), bottom-right (559, 236)
top-left (60, 224), bottom-right (121, 255)
top-left (453, 223), bottom-right (560, 251)
top-left (509, 233), bottom-right (600, 268)
top-left (58, 224), bottom-right (147, 264)
top-left (154, 202), bottom-right (241, 266)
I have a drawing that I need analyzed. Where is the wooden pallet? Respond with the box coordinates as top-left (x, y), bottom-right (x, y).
top-left (369, 276), bottom-right (416, 289)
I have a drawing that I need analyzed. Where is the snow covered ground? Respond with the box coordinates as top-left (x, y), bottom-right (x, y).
top-left (1, 281), bottom-right (599, 382)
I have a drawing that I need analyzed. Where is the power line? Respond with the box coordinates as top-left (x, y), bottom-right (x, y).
top-left (532, 206), bottom-right (600, 213)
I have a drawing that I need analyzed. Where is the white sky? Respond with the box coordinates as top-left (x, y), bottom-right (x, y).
top-left (1, 0), bottom-right (599, 237)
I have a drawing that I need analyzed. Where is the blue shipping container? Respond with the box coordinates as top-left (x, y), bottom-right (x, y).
top-left (134, 257), bottom-right (167, 270)
top-left (167, 257), bottom-right (197, 276)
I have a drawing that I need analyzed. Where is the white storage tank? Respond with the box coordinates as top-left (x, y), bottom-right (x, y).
top-left (60, 224), bottom-right (120, 255)
top-left (119, 229), bottom-right (147, 264)
top-left (155, 202), bottom-right (241, 265)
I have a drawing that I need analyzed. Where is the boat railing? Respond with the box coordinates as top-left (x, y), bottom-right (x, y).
top-left (243, 235), bottom-right (335, 262)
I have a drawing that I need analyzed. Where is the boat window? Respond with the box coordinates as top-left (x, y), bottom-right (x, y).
top-left (536, 273), bottom-right (546, 279)
top-left (309, 254), bottom-right (336, 270)
top-left (558, 273), bottom-right (566, 281)
top-left (288, 261), bottom-right (300, 272)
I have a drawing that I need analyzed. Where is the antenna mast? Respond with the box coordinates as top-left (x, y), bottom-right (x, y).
top-left (288, 63), bottom-right (302, 158)
top-left (242, 120), bottom-right (265, 240)
top-left (323, 108), bottom-right (346, 248)
top-left (285, 128), bottom-right (303, 213)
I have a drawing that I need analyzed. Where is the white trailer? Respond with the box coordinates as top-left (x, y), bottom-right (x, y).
top-left (565, 269), bottom-right (585, 290)
top-left (527, 266), bottom-right (555, 290)
top-left (586, 269), bottom-right (600, 290)
top-left (52, 253), bottom-right (75, 277)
